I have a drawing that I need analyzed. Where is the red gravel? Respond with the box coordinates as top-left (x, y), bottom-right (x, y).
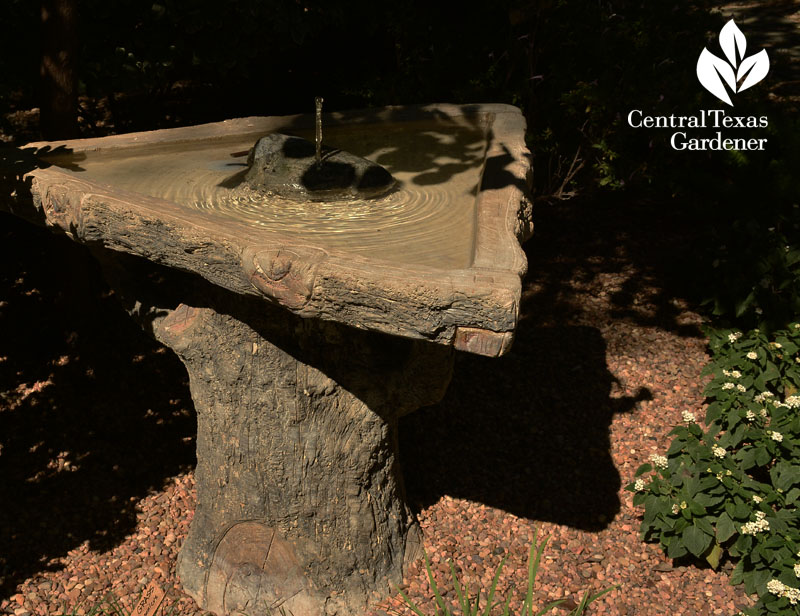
top-left (0, 194), bottom-right (754, 616)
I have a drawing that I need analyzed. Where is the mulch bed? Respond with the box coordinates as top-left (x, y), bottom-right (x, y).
top-left (0, 189), bottom-right (755, 616)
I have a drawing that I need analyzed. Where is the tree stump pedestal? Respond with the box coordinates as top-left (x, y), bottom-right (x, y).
top-left (101, 254), bottom-right (455, 616)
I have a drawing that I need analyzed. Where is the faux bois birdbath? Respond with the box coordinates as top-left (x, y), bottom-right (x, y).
top-left (0, 103), bottom-right (533, 616)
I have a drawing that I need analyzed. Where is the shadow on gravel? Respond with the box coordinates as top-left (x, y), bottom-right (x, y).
top-left (0, 214), bottom-right (196, 597)
top-left (399, 194), bottom-right (704, 531)
top-left (401, 321), bottom-right (650, 532)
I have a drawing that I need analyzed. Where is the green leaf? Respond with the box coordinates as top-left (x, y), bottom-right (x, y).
top-left (695, 516), bottom-right (715, 536)
top-left (769, 514), bottom-right (788, 534)
top-left (688, 499), bottom-right (707, 517)
top-left (667, 537), bottom-right (688, 559)
top-left (688, 423), bottom-right (704, 439)
top-left (650, 497), bottom-right (671, 517)
top-left (667, 439), bottom-right (686, 456)
top-left (716, 512), bottom-right (736, 543)
top-left (635, 463), bottom-right (653, 477)
top-left (705, 401), bottom-right (723, 424)
top-left (697, 476), bottom-right (720, 492)
top-left (735, 291), bottom-right (756, 317)
top-left (754, 446), bottom-right (772, 467)
top-left (776, 336), bottom-right (798, 355)
top-left (694, 492), bottom-right (723, 508)
top-left (734, 533), bottom-right (754, 554)
top-left (682, 524), bottom-right (712, 557)
top-left (755, 361), bottom-right (780, 389)
top-left (705, 543), bottom-right (723, 570)
top-left (747, 568), bottom-right (772, 595)
top-left (730, 562), bottom-right (744, 586)
top-left (733, 502), bottom-right (751, 520)
top-left (770, 462), bottom-right (799, 492)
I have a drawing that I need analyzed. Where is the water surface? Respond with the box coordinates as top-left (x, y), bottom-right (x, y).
top-left (46, 121), bottom-right (487, 269)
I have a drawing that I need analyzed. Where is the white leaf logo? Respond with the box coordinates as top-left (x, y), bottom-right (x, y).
top-left (719, 19), bottom-right (746, 66)
top-left (696, 19), bottom-right (769, 106)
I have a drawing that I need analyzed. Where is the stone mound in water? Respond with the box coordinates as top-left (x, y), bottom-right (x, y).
top-left (244, 133), bottom-right (396, 201)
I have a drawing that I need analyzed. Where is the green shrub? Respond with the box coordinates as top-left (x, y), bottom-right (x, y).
top-left (629, 326), bottom-right (800, 615)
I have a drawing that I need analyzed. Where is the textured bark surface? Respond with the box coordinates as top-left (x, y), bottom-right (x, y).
top-left (97, 251), bottom-right (455, 616)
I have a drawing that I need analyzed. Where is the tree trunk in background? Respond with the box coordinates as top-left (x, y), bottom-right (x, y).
top-left (40, 0), bottom-right (78, 139)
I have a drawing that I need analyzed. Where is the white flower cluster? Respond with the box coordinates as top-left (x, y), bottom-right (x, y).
top-left (682, 410), bottom-right (696, 423)
top-left (736, 384), bottom-right (746, 393)
top-left (760, 408), bottom-right (769, 418)
top-left (766, 579), bottom-right (800, 605)
top-left (722, 369), bottom-right (742, 378)
top-left (746, 351), bottom-right (758, 360)
top-left (649, 454), bottom-right (668, 469)
top-left (772, 342), bottom-right (783, 349)
top-left (769, 431), bottom-right (784, 443)
top-left (741, 511), bottom-right (770, 535)
top-left (729, 332), bottom-right (743, 343)
top-left (754, 391), bottom-right (774, 403)
top-left (634, 479), bottom-right (646, 491)
top-left (712, 445), bottom-right (726, 458)
top-left (752, 495), bottom-right (763, 504)
top-left (722, 382), bottom-right (735, 390)
top-left (795, 563), bottom-right (800, 578)
top-left (786, 395), bottom-right (800, 408)
top-left (745, 410), bottom-right (756, 421)
top-left (671, 503), bottom-right (680, 514)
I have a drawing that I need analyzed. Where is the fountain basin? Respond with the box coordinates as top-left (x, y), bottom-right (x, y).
top-left (18, 103), bottom-right (532, 357)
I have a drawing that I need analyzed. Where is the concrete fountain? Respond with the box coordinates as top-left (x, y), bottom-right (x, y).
top-left (1, 103), bottom-right (533, 616)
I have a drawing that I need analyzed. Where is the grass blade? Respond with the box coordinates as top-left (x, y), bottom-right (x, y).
top-left (103, 593), bottom-right (126, 616)
top-left (480, 555), bottom-right (507, 616)
top-left (530, 535), bottom-right (549, 590)
top-left (423, 553), bottom-right (448, 615)
top-left (500, 592), bottom-right (513, 616)
top-left (396, 586), bottom-right (427, 616)
top-left (535, 598), bottom-right (566, 616)
top-left (571, 584), bottom-right (619, 614)
top-left (573, 591), bottom-right (591, 615)
top-left (450, 561), bottom-right (471, 616)
top-left (524, 527), bottom-right (541, 616)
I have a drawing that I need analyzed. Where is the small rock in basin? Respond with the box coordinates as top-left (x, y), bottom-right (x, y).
top-left (244, 133), bottom-right (396, 201)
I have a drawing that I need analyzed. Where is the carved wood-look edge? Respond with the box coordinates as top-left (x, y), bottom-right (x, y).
top-left (10, 104), bottom-right (533, 357)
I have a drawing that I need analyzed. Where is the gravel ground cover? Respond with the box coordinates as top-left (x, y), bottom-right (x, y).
top-left (0, 192), bottom-right (756, 616)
